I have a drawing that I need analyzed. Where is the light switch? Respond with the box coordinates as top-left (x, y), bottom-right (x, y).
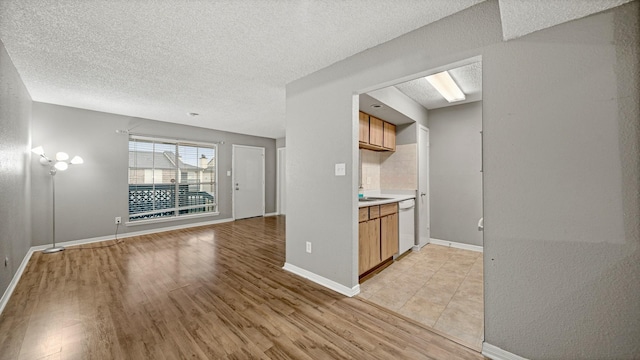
top-left (227, 170), bottom-right (231, 176)
top-left (335, 163), bottom-right (346, 176)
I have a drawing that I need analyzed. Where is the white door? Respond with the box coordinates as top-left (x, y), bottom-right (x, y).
top-left (417, 126), bottom-right (430, 248)
top-left (232, 145), bottom-right (265, 219)
top-left (277, 147), bottom-right (286, 215)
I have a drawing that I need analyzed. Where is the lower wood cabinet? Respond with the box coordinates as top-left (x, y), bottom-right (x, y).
top-left (358, 202), bottom-right (399, 276)
top-left (381, 212), bottom-right (398, 260)
top-left (358, 219), bottom-right (380, 275)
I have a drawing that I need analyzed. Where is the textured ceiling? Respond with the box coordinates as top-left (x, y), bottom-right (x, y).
top-left (499, 0), bottom-right (635, 40)
top-left (0, 1), bottom-right (632, 138)
top-left (394, 62), bottom-right (482, 110)
top-left (0, 0), bottom-right (483, 138)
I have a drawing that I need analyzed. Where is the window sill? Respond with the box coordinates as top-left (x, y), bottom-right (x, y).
top-left (125, 212), bottom-right (221, 227)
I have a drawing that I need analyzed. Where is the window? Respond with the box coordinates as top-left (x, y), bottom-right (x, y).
top-left (128, 136), bottom-right (218, 222)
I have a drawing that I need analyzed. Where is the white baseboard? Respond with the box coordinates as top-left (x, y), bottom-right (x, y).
top-left (482, 343), bottom-right (528, 360)
top-left (0, 217), bottom-right (234, 316)
top-left (283, 262), bottom-right (360, 297)
top-left (264, 212), bottom-right (278, 217)
top-left (429, 238), bottom-right (483, 253)
top-left (120, 217), bottom-right (234, 238)
top-left (0, 247), bottom-right (35, 315)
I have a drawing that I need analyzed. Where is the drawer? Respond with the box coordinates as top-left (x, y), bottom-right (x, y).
top-left (380, 202), bottom-right (398, 216)
top-left (368, 205), bottom-right (380, 219)
top-left (358, 207), bottom-right (369, 222)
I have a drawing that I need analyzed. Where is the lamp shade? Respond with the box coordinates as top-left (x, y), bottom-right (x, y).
top-left (55, 152), bottom-right (69, 161)
top-left (70, 156), bottom-right (84, 165)
top-left (54, 161), bottom-right (69, 171)
top-left (31, 146), bottom-right (45, 156)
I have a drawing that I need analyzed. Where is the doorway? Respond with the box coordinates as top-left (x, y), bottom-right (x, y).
top-left (277, 147), bottom-right (286, 215)
top-left (356, 58), bottom-right (484, 351)
top-left (417, 125), bottom-right (430, 248)
top-left (232, 145), bottom-right (265, 220)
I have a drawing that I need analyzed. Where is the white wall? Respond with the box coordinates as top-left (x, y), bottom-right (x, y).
top-left (30, 103), bottom-right (277, 245)
top-left (285, 1), bottom-right (639, 358)
top-left (0, 40), bottom-right (32, 298)
top-left (429, 101), bottom-right (482, 247)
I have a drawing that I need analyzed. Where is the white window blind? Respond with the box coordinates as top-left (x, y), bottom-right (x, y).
top-left (128, 136), bottom-right (218, 222)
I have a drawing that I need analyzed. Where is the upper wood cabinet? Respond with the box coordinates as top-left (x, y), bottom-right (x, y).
top-left (358, 111), bottom-right (396, 152)
top-left (383, 122), bottom-right (396, 150)
top-left (359, 112), bottom-right (370, 144)
top-left (369, 116), bottom-right (384, 147)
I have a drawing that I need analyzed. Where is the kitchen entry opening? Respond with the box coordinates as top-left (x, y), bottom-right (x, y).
top-left (355, 57), bottom-right (484, 351)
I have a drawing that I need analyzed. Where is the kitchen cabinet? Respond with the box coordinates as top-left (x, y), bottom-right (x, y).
top-left (383, 122), bottom-right (396, 150)
top-left (381, 213), bottom-right (398, 259)
top-left (369, 116), bottom-right (384, 147)
top-left (358, 202), bottom-right (399, 276)
top-left (359, 112), bottom-right (369, 145)
top-left (358, 111), bottom-right (396, 152)
top-left (358, 216), bottom-right (380, 275)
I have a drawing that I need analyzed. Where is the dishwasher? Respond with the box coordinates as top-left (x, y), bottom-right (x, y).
top-left (396, 198), bottom-right (416, 257)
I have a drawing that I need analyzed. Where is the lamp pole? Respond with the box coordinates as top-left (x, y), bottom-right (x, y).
top-left (43, 167), bottom-right (64, 253)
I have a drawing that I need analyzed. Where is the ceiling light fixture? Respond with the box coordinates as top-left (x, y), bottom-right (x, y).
top-left (188, 112), bottom-right (199, 117)
top-left (425, 71), bottom-right (466, 103)
top-left (371, 104), bottom-right (383, 109)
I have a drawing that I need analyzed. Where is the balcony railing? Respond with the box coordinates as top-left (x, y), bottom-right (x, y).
top-left (129, 184), bottom-right (216, 221)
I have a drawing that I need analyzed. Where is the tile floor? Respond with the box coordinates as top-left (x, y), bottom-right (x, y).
top-left (358, 244), bottom-right (484, 350)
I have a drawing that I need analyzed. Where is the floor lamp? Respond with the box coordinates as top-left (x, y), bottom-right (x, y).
top-left (31, 146), bottom-right (84, 254)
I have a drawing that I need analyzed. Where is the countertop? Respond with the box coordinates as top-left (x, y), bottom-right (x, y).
top-left (358, 194), bottom-right (415, 207)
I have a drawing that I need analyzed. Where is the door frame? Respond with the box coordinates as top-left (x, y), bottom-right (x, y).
top-left (232, 144), bottom-right (265, 220)
top-left (416, 125), bottom-right (430, 249)
top-left (276, 147), bottom-right (286, 215)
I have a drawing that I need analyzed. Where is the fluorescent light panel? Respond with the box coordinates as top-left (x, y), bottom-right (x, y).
top-left (426, 71), bottom-right (465, 103)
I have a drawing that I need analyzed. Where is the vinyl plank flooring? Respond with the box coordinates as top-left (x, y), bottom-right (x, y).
top-left (0, 216), bottom-right (484, 360)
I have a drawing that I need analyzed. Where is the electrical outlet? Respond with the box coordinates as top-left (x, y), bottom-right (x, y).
top-left (115, 217), bottom-right (122, 225)
top-left (306, 241), bottom-right (312, 253)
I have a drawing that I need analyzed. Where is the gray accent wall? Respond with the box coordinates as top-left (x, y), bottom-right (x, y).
top-left (0, 40), bottom-right (32, 297)
top-left (31, 103), bottom-right (277, 245)
top-left (285, 1), bottom-right (639, 358)
top-left (429, 101), bottom-right (482, 247)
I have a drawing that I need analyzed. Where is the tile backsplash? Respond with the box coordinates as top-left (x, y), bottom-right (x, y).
top-left (360, 149), bottom-right (381, 190)
top-left (360, 144), bottom-right (417, 191)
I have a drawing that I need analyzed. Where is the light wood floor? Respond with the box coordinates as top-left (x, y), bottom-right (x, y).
top-left (0, 216), bottom-right (485, 360)
top-left (359, 245), bottom-right (484, 350)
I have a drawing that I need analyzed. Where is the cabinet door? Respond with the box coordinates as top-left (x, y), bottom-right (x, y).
top-left (383, 122), bottom-right (396, 151)
top-left (381, 213), bottom-right (399, 260)
top-left (369, 116), bottom-right (384, 147)
top-left (359, 219), bottom-right (381, 275)
top-left (359, 112), bottom-right (370, 144)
